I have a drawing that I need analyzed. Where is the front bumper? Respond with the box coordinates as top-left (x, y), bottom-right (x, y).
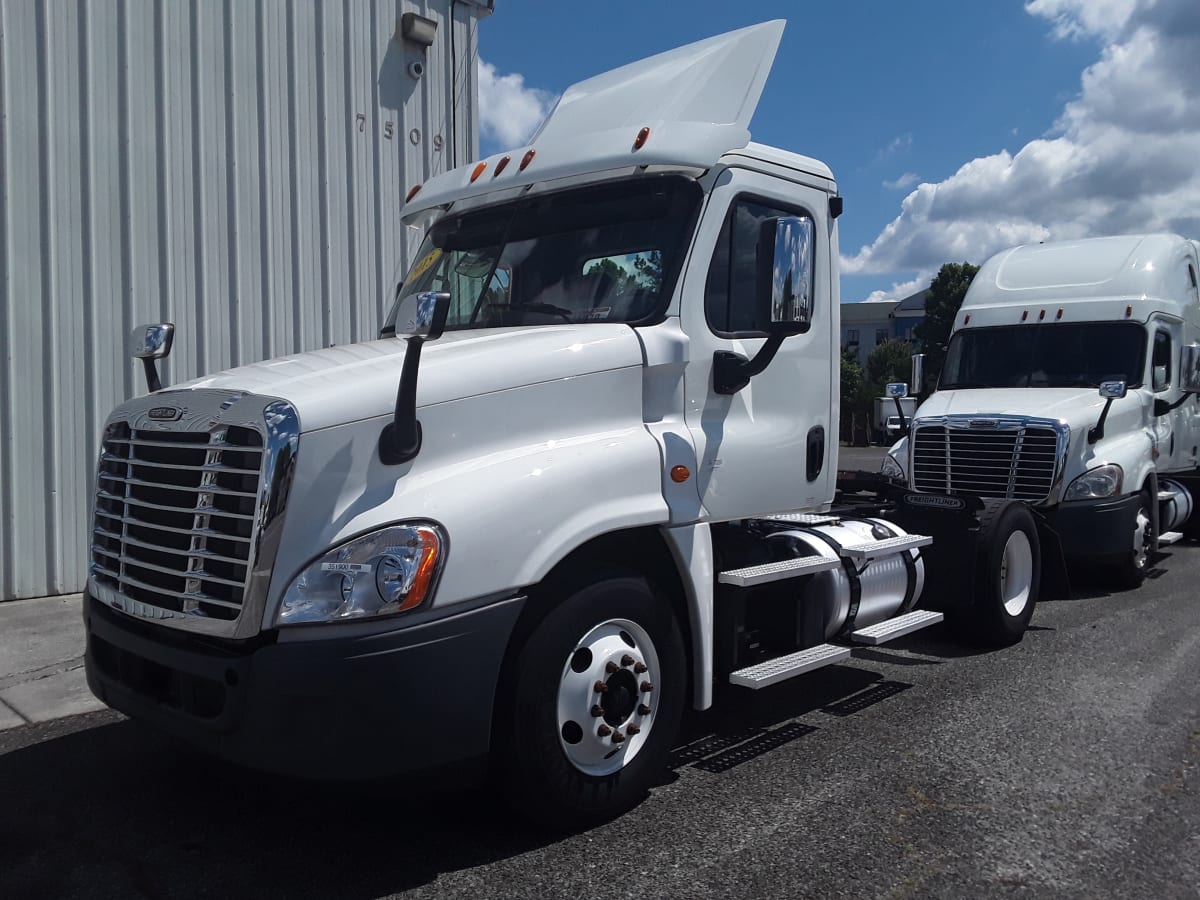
top-left (1047, 492), bottom-right (1143, 563)
top-left (84, 592), bottom-right (525, 780)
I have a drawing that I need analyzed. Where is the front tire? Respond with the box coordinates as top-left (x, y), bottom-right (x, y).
top-left (499, 571), bottom-right (686, 828)
top-left (1112, 489), bottom-right (1154, 589)
top-left (952, 500), bottom-right (1040, 646)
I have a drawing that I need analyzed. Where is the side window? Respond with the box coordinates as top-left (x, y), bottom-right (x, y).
top-left (705, 197), bottom-right (815, 336)
top-left (875, 328), bottom-right (888, 345)
top-left (1152, 330), bottom-right (1172, 391)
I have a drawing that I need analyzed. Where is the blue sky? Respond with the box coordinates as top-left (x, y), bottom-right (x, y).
top-left (474, 0), bottom-right (1200, 303)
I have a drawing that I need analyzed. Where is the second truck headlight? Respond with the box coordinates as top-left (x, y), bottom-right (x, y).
top-left (880, 453), bottom-right (905, 481)
top-left (277, 523), bottom-right (445, 625)
top-left (1064, 464), bottom-right (1123, 501)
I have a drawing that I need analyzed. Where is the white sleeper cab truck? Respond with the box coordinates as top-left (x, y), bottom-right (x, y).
top-left (87, 22), bottom-right (1051, 826)
top-left (885, 235), bottom-right (1200, 587)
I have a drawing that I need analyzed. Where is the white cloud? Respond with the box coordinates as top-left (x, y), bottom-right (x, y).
top-left (477, 59), bottom-right (558, 151)
top-left (845, 0), bottom-right (1200, 277)
top-left (860, 273), bottom-right (931, 304)
top-left (875, 133), bottom-right (913, 162)
top-left (883, 172), bottom-right (920, 191)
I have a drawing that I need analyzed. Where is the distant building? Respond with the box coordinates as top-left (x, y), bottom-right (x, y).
top-left (893, 288), bottom-right (929, 342)
top-left (840, 287), bottom-right (929, 365)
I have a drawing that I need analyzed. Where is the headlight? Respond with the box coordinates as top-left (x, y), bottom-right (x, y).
top-left (1064, 464), bottom-right (1123, 501)
top-left (881, 453), bottom-right (905, 481)
top-left (277, 523), bottom-right (445, 625)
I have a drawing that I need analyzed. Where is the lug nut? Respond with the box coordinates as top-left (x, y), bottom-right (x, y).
top-left (634, 662), bottom-right (648, 674)
top-left (611, 730), bottom-right (626, 744)
top-left (605, 660), bottom-right (620, 674)
top-left (640, 682), bottom-right (654, 693)
top-left (626, 723), bottom-right (641, 735)
top-left (638, 704), bottom-right (651, 716)
top-left (597, 724), bottom-right (612, 737)
top-left (591, 705), bottom-right (605, 718)
top-left (621, 655), bottom-right (635, 667)
top-left (593, 680), bottom-right (608, 693)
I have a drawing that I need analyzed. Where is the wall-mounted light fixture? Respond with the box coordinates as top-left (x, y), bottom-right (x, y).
top-left (399, 12), bottom-right (437, 47)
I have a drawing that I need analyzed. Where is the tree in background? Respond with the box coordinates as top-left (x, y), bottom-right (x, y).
top-left (866, 338), bottom-right (913, 394)
top-left (914, 262), bottom-right (980, 393)
top-left (840, 348), bottom-right (870, 445)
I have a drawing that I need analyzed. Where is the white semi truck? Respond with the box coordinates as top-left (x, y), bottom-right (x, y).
top-left (85, 22), bottom-right (1095, 826)
top-left (886, 235), bottom-right (1200, 586)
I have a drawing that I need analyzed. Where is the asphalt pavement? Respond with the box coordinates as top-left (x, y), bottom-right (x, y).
top-left (2, 533), bottom-right (1198, 899)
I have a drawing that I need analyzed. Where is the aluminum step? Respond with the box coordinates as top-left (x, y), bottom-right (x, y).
top-left (761, 512), bottom-right (842, 526)
top-left (729, 644), bottom-right (851, 689)
top-left (718, 556), bottom-right (842, 588)
top-left (848, 609), bottom-right (944, 645)
top-left (1158, 530), bottom-right (1184, 546)
top-left (839, 533), bottom-right (932, 561)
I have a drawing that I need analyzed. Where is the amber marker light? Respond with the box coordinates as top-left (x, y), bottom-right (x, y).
top-left (469, 161), bottom-right (488, 183)
top-left (493, 155), bottom-right (511, 176)
top-left (670, 465), bottom-right (690, 483)
top-left (1126, 305), bottom-right (1133, 318)
top-left (405, 183), bottom-right (422, 202)
top-left (519, 149), bottom-right (537, 171)
top-left (633, 126), bottom-right (651, 150)
top-left (963, 314), bottom-right (971, 325)
top-left (1038, 309), bottom-right (1046, 320)
top-left (1021, 310), bottom-right (1028, 321)
top-left (397, 529), bottom-right (442, 613)
top-left (1056, 307), bottom-right (1064, 320)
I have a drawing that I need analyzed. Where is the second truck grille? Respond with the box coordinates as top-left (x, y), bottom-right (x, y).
top-left (911, 423), bottom-right (1060, 502)
top-left (90, 423), bottom-right (264, 620)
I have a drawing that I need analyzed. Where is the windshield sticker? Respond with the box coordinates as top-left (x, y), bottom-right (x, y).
top-left (407, 248), bottom-right (443, 283)
top-left (587, 307), bottom-right (612, 320)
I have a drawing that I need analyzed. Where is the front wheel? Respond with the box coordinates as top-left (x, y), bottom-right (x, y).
top-left (952, 500), bottom-right (1040, 646)
top-left (499, 572), bottom-right (686, 828)
top-left (1112, 489), bottom-right (1154, 589)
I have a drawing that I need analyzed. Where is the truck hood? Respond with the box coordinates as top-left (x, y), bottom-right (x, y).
top-left (915, 387), bottom-right (1125, 431)
top-left (171, 324), bottom-right (645, 432)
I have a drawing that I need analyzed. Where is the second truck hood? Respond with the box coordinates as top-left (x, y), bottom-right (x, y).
top-left (915, 388), bottom-right (1117, 430)
top-left (173, 324), bottom-right (645, 432)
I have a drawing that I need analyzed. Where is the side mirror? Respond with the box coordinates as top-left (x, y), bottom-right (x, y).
top-left (713, 216), bottom-right (815, 395)
top-left (129, 323), bottom-right (175, 393)
top-left (1091, 380), bottom-right (1127, 443)
top-left (885, 382), bottom-right (911, 435)
top-left (1181, 344), bottom-right (1200, 393)
top-left (910, 354), bottom-right (924, 397)
top-left (394, 291), bottom-right (450, 341)
top-left (380, 292), bottom-right (451, 465)
top-left (760, 215), bottom-right (814, 336)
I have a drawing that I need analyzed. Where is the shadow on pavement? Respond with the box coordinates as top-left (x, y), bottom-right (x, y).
top-left (0, 713), bottom-right (555, 900)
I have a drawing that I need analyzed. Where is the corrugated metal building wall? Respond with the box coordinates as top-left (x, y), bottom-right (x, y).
top-left (0, 0), bottom-right (491, 601)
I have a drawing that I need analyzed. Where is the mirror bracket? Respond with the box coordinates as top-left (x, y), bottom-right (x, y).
top-left (379, 292), bottom-right (450, 465)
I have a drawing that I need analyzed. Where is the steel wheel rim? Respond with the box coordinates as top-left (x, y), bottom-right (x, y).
top-left (556, 617), bottom-right (660, 777)
top-left (1000, 530), bottom-right (1034, 617)
top-left (1132, 504), bottom-right (1152, 571)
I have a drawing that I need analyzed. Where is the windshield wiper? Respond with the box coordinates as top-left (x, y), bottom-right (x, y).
top-left (940, 381), bottom-right (990, 390)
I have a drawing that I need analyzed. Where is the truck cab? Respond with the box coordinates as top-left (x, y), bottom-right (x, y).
top-left (85, 21), bottom-right (1045, 827)
top-left (888, 235), bottom-right (1200, 584)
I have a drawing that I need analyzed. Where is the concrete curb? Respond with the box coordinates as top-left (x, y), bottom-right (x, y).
top-left (0, 593), bottom-right (106, 729)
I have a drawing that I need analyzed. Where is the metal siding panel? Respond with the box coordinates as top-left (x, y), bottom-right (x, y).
top-left (0, 0), bottom-right (477, 599)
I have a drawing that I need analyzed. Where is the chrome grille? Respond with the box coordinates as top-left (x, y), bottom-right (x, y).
top-left (90, 422), bottom-right (264, 620)
top-left (911, 421), bottom-right (1062, 502)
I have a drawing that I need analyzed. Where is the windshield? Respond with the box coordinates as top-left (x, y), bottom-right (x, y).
top-left (384, 175), bottom-right (702, 333)
top-left (940, 322), bottom-right (1147, 390)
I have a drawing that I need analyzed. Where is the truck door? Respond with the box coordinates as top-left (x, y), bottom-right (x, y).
top-left (1151, 327), bottom-right (1178, 470)
top-left (679, 171), bottom-right (835, 520)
